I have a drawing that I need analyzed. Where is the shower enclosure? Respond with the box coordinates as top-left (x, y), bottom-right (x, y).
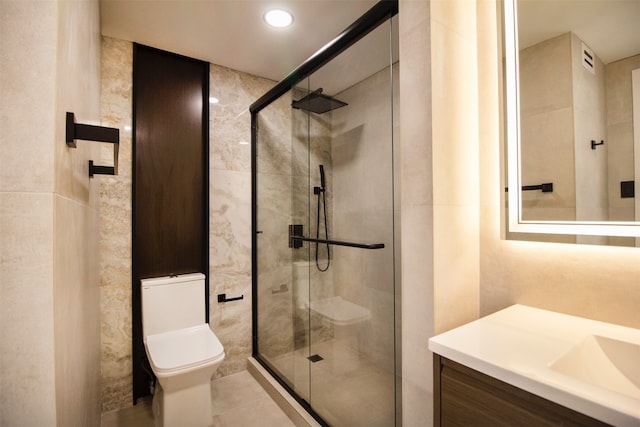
top-left (250, 2), bottom-right (399, 425)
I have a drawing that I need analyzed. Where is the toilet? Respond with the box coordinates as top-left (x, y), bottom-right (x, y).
top-left (141, 273), bottom-right (225, 427)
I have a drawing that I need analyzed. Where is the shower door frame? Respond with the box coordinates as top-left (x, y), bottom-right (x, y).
top-left (250, 1), bottom-right (399, 425)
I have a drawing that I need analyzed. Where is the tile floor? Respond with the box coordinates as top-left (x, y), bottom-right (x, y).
top-left (101, 370), bottom-right (296, 427)
top-left (266, 337), bottom-right (396, 427)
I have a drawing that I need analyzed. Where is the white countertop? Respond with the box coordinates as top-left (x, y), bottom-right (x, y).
top-left (428, 304), bottom-right (640, 427)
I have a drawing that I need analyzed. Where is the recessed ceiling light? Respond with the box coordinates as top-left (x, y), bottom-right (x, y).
top-left (264, 9), bottom-right (293, 28)
top-left (209, 97), bottom-right (219, 104)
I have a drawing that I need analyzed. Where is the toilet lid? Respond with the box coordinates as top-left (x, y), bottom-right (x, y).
top-left (145, 324), bottom-right (225, 373)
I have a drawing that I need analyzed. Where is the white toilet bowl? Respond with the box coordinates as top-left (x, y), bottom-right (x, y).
top-left (145, 324), bottom-right (225, 427)
top-left (141, 273), bottom-right (225, 427)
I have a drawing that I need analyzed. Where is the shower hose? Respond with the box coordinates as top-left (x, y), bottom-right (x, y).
top-left (316, 182), bottom-right (330, 272)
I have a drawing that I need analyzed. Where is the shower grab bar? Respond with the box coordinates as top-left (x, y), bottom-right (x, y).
top-left (289, 235), bottom-right (385, 250)
top-left (288, 224), bottom-right (384, 249)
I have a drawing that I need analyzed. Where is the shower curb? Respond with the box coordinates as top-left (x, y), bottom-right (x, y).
top-left (247, 357), bottom-right (321, 427)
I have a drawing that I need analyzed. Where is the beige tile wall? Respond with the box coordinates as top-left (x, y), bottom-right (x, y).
top-left (54, 0), bottom-right (103, 423)
top-left (606, 54), bottom-right (640, 247)
top-left (332, 63), bottom-right (398, 373)
top-left (518, 33), bottom-right (576, 224)
top-left (430, 0), bottom-right (480, 335)
top-left (0, 4), bottom-right (58, 422)
top-left (571, 33), bottom-right (607, 230)
top-left (399, 0), bottom-right (434, 424)
top-left (401, 0), bottom-right (636, 424)
top-left (400, 0), bottom-right (481, 425)
top-left (1, 0), bottom-right (102, 425)
top-left (479, 1), bottom-right (640, 330)
top-left (519, 31), bottom-right (609, 245)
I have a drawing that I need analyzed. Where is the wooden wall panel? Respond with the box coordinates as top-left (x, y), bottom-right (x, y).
top-left (132, 44), bottom-right (209, 402)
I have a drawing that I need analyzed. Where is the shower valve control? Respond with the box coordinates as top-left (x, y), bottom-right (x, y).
top-left (289, 224), bottom-right (304, 249)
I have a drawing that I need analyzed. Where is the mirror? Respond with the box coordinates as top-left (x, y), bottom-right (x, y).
top-left (503, 0), bottom-right (640, 245)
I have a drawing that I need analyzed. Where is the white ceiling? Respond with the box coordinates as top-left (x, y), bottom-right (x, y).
top-left (101, 0), bottom-right (640, 96)
top-left (100, 0), bottom-right (380, 86)
top-left (518, 0), bottom-right (640, 64)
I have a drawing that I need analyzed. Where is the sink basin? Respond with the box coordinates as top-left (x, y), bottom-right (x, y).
top-left (549, 335), bottom-right (640, 400)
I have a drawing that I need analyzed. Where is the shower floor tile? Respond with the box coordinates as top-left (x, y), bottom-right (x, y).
top-left (267, 337), bottom-right (396, 427)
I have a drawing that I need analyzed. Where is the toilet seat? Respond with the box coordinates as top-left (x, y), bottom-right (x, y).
top-left (145, 324), bottom-right (225, 374)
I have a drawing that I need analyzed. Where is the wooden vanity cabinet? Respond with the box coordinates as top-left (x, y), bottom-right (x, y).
top-left (433, 354), bottom-right (611, 427)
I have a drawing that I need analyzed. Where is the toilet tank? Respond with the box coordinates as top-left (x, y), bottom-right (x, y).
top-left (141, 273), bottom-right (206, 338)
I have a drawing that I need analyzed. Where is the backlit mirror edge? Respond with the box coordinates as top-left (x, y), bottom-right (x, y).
top-left (503, 0), bottom-right (640, 239)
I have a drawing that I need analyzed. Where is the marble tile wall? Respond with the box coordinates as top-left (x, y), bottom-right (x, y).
top-left (209, 63), bottom-right (277, 377)
top-left (100, 37), bottom-right (134, 413)
top-left (254, 93), bottom-right (298, 363)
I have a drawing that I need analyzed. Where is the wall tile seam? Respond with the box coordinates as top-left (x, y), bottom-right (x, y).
top-left (52, 191), bottom-right (97, 209)
top-left (430, 13), bottom-right (478, 43)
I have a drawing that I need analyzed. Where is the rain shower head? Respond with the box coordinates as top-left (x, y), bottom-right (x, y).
top-left (292, 88), bottom-right (348, 114)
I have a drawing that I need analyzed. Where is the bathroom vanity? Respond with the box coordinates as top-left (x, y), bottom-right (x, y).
top-left (428, 305), bottom-right (640, 427)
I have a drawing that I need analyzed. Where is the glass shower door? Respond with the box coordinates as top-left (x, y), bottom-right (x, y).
top-left (253, 5), bottom-right (398, 426)
top-left (302, 18), bottom-right (397, 427)
top-left (254, 86), bottom-right (311, 404)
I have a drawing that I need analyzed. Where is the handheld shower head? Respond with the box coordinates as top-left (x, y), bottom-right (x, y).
top-left (319, 165), bottom-right (326, 190)
top-left (314, 165), bottom-right (326, 195)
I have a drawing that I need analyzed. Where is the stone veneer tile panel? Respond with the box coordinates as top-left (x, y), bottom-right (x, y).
top-left (209, 64), bottom-right (280, 377)
top-left (209, 168), bottom-right (252, 372)
top-left (100, 36), bottom-right (133, 413)
top-left (210, 64), bottom-right (275, 173)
